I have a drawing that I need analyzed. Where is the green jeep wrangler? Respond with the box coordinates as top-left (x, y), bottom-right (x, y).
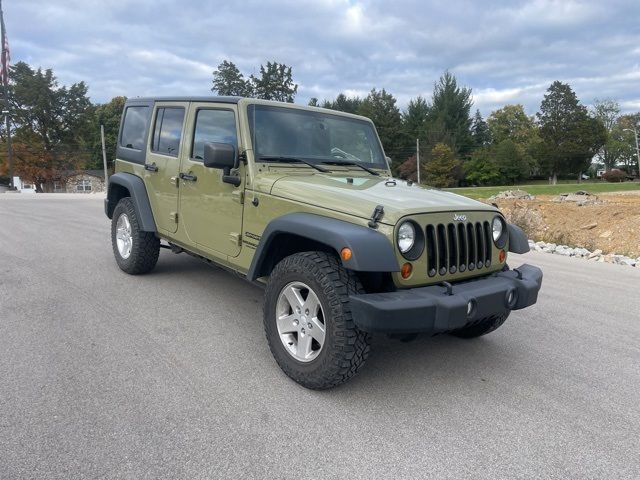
top-left (105, 96), bottom-right (542, 389)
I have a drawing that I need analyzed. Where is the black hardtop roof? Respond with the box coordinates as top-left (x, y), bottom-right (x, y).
top-left (125, 96), bottom-right (242, 105)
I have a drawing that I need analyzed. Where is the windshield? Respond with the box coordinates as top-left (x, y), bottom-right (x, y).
top-left (248, 104), bottom-right (386, 167)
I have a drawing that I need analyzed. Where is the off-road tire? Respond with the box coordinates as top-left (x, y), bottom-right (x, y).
top-left (450, 312), bottom-right (510, 339)
top-left (263, 252), bottom-right (371, 389)
top-left (111, 197), bottom-right (160, 275)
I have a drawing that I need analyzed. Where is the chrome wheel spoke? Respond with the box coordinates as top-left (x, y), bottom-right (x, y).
top-left (303, 290), bottom-right (320, 317)
top-left (309, 317), bottom-right (325, 344)
top-left (297, 332), bottom-right (313, 360)
top-left (283, 287), bottom-right (304, 310)
top-left (277, 313), bottom-right (298, 334)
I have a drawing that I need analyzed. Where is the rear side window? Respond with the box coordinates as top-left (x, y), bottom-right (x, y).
top-left (120, 106), bottom-right (149, 150)
top-left (192, 109), bottom-right (237, 160)
top-left (151, 107), bottom-right (185, 157)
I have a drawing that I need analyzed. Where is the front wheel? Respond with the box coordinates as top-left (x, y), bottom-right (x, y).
top-left (111, 197), bottom-right (160, 275)
top-left (263, 252), bottom-right (371, 389)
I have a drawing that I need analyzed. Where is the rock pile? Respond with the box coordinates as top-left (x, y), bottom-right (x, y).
top-left (528, 240), bottom-right (639, 267)
top-left (553, 190), bottom-right (604, 206)
top-left (489, 190), bottom-right (535, 201)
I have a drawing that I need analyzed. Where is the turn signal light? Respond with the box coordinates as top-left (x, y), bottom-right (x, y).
top-left (341, 248), bottom-right (353, 261)
top-left (499, 249), bottom-right (506, 263)
top-left (401, 262), bottom-right (413, 279)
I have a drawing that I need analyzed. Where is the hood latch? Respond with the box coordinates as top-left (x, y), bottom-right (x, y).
top-left (368, 205), bottom-right (385, 229)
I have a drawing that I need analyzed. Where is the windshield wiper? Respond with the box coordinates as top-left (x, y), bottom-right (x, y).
top-left (258, 155), bottom-right (330, 173)
top-left (320, 159), bottom-right (380, 176)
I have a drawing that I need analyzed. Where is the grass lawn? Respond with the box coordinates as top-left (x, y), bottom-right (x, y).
top-left (445, 181), bottom-right (640, 199)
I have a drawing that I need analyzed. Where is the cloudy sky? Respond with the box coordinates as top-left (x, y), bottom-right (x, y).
top-left (7, 0), bottom-right (640, 116)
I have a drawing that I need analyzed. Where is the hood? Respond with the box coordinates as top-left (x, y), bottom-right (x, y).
top-left (269, 172), bottom-right (495, 225)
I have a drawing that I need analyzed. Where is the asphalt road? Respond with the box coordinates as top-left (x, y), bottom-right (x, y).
top-left (1, 194), bottom-right (639, 480)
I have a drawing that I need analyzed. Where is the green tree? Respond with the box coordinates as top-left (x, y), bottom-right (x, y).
top-left (402, 96), bottom-right (429, 142)
top-left (9, 61), bottom-right (93, 191)
top-left (536, 81), bottom-right (606, 184)
top-left (357, 88), bottom-right (402, 166)
top-left (470, 109), bottom-right (491, 147)
top-left (307, 97), bottom-right (319, 107)
top-left (321, 93), bottom-right (362, 114)
top-left (90, 96), bottom-right (126, 170)
top-left (464, 147), bottom-right (502, 186)
top-left (425, 143), bottom-right (460, 188)
top-left (250, 61), bottom-right (298, 102)
top-left (426, 71), bottom-right (474, 156)
top-left (617, 113), bottom-right (640, 172)
top-left (487, 104), bottom-right (536, 146)
top-left (592, 99), bottom-right (626, 172)
top-left (211, 60), bottom-right (252, 96)
top-left (494, 139), bottom-right (530, 184)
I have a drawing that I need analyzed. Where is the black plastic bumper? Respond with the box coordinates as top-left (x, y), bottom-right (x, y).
top-left (349, 264), bottom-right (543, 334)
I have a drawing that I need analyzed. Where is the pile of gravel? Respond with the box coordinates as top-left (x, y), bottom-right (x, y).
top-left (553, 191), bottom-right (604, 206)
top-left (528, 240), bottom-right (639, 267)
top-left (489, 190), bottom-right (535, 201)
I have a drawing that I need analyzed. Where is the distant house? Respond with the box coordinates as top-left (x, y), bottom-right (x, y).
top-left (65, 170), bottom-right (106, 193)
top-left (12, 176), bottom-right (37, 194)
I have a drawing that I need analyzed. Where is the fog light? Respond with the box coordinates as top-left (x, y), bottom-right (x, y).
top-left (341, 247), bottom-right (352, 261)
top-left (401, 262), bottom-right (413, 279)
top-left (499, 250), bottom-right (506, 263)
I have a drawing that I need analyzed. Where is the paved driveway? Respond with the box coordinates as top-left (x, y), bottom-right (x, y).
top-left (1, 194), bottom-right (638, 479)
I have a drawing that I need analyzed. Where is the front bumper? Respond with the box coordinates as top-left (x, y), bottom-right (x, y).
top-left (349, 264), bottom-right (542, 334)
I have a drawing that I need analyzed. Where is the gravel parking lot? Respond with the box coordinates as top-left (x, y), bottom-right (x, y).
top-left (1, 194), bottom-right (639, 479)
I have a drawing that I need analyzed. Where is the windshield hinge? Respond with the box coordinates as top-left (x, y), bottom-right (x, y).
top-left (368, 205), bottom-right (384, 229)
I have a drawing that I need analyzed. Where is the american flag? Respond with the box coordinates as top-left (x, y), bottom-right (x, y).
top-left (0, 13), bottom-right (9, 85)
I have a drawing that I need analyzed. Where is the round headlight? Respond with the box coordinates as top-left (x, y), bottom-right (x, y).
top-left (492, 216), bottom-right (507, 247)
top-left (492, 217), bottom-right (503, 242)
top-left (397, 222), bottom-right (415, 253)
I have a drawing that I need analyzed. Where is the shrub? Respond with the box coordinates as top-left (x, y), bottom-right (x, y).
top-left (602, 169), bottom-right (626, 182)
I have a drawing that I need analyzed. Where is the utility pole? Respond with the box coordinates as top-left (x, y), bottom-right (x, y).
top-left (623, 127), bottom-right (640, 177)
top-left (100, 124), bottom-right (108, 188)
top-left (416, 138), bottom-right (420, 184)
top-left (0, 0), bottom-right (13, 189)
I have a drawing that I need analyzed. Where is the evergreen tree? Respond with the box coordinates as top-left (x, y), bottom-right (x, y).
top-left (470, 109), bottom-right (491, 147)
top-left (464, 147), bottom-right (502, 186)
top-left (321, 93), bottom-right (362, 114)
top-left (426, 71), bottom-right (474, 156)
top-left (537, 81), bottom-right (606, 183)
top-left (211, 60), bottom-right (252, 97)
top-left (357, 88), bottom-right (402, 166)
top-left (250, 62), bottom-right (298, 102)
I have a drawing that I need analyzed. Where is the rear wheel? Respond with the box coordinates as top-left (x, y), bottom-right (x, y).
top-left (450, 312), bottom-right (510, 339)
top-left (263, 252), bottom-right (370, 389)
top-left (111, 197), bottom-right (160, 275)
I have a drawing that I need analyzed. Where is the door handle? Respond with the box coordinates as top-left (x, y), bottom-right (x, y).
top-left (179, 172), bottom-right (197, 182)
top-left (144, 163), bottom-right (158, 172)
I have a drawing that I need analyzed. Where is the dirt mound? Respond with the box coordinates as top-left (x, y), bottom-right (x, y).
top-left (489, 190), bottom-right (535, 201)
top-left (486, 191), bottom-right (640, 257)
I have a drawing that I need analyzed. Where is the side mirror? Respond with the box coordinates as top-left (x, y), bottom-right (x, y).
top-left (203, 142), bottom-right (241, 187)
top-left (203, 142), bottom-right (237, 169)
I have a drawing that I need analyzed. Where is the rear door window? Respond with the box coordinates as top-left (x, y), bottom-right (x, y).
top-left (120, 106), bottom-right (149, 150)
top-left (151, 107), bottom-right (185, 157)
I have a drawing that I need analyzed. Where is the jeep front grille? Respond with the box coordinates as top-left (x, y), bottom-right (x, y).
top-left (426, 221), bottom-right (492, 277)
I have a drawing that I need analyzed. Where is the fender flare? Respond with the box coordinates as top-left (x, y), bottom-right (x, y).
top-left (507, 224), bottom-right (530, 254)
top-left (247, 213), bottom-right (400, 281)
top-left (105, 172), bottom-right (157, 232)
